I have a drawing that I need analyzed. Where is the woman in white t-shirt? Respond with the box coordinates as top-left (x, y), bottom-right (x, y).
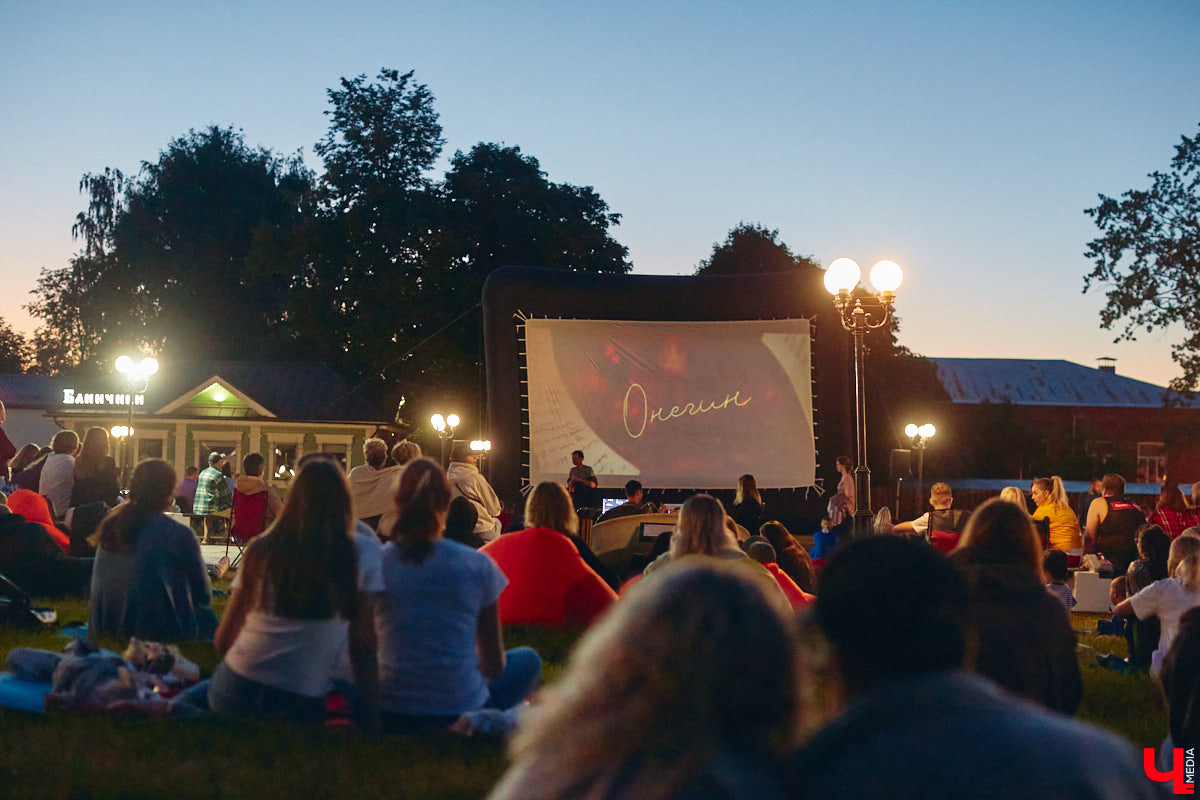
top-left (1115, 537), bottom-right (1200, 677)
top-left (375, 457), bottom-right (541, 735)
top-left (206, 459), bottom-right (377, 727)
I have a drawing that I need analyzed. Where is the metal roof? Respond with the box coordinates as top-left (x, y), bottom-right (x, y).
top-left (930, 358), bottom-right (1195, 409)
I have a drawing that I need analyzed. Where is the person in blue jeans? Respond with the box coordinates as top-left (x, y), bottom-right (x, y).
top-left (810, 516), bottom-right (838, 559)
top-left (375, 457), bottom-right (541, 736)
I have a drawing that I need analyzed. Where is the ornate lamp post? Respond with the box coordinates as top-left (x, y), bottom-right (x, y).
top-left (904, 423), bottom-right (936, 519)
top-left (824, 258), bottom-right (903, 542)
top-left (470, 439), bottom-right (492, 480)
top-left (430, 412), bottom-right (460, 466)
top-left (114, 354), bottom-right (159, 487)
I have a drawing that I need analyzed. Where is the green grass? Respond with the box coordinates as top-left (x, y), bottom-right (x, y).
top-left (0, 600), bottom-right (1169, 798)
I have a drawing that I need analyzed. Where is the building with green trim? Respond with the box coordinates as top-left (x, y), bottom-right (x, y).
top-left (1, 362), bottom-right (393, 486)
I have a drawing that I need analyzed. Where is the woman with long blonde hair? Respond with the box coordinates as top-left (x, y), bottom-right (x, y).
top-left (489, 561), bottom-right (801, 800)
top-left (731, 474), bottom-right (764, 535)
top-left (1030, 476), bottom-right (1082, 552)
top-left (643, 494), bottom-right (747, 578)
top-left (71, 426), bottom-right (120, 507)
top-left (1115, 536), bottom-right (1200, 677)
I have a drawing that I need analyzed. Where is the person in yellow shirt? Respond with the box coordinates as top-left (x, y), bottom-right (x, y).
top-left (1031, 476), bottom-right (1082, 551)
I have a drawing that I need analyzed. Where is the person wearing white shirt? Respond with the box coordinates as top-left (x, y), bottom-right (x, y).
top-left (38, 430), bottom-right (80, 519)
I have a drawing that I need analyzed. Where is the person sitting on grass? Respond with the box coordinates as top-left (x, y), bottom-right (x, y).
top-left (1042, 549), bottom-right (1075, 612)
top-left (89, 459), bottom-right (216, 642)
top-left (1158, 606), bottom-right (1200, 770)
top-left (205, 458), bottom-right (379, 729)
top-left (1113, 535), bottom-right (1200, 678)
top-left (376, 457), bottom-right (541, 736)
top-left (780, 536), bottom-right (1157, 799)
top-left (760, 520), bottom-right (817, 593)
top-left (444, 496), bottom-right (485, 549)
top-left (746, 540), bottom-right (814, 609)
top-left (490, 561), bottom-right (801, 800)
top-left (950, 497), bottom-right (1081, 714)
top-left (481, 482), bottom-right (619, 625)
top-left (0, 491), bottom-right (92, 597)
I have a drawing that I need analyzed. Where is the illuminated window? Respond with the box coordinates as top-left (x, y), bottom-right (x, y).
top-left (197, 441), bottom-right (239, 471)
top-left (273, 443), bottom-right (298, 481)
top-left (321, 443), bottom-right (348, 470)
top-left (1137, 442), bottom-right (1167, 484)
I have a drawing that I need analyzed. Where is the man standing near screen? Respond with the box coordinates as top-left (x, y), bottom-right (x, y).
top-left (567, 450), bottom-right (598, 511)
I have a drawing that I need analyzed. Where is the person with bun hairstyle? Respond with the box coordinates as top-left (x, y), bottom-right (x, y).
top-left (376, 457), bottom-right (541, 734)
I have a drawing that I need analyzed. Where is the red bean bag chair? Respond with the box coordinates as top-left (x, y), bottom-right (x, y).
top-left (6, 490), bottom-right (70, 552)
top-left (481, 527), bottom-right (617, 628)
top-left (761, 562), bottom-right (815, 608)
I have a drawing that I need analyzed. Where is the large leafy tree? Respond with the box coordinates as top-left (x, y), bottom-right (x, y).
top-left (695, 222), bottom-right (820, 275)
top-left (0, 317), bottom-right (30, 373)
top-left (27, 129), bottom-right (313, 370)
top-left (1084, 123), bottom-right (1200, 394)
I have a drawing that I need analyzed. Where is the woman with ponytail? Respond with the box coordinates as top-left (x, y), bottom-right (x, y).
top-left (1030, 476), bottom-right (1082, 552)
top-left (89, 459), bottom-right (215, 640)
top-left (375, 457), bottom-right (541, 734)
top-left (1115, 537), bottom-right (1200, 677)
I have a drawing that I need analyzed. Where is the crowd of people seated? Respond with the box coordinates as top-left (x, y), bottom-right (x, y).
top-left (2, 411), bottom-right (1197, 795)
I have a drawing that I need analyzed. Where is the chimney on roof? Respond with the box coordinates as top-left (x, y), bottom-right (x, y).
top-left (1097, 357), bottom-right (1116, 374)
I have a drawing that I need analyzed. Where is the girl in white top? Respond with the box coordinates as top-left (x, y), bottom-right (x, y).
top-left (1116, 537), bottom-right (1200, 677)
top-left (208, 459), bottom-right (379, 728)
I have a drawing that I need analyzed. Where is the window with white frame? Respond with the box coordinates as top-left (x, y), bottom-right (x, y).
top-left (266, 435), bottom-right (302, 483)
top-left (1137, 442), bottom-right (1167, 484)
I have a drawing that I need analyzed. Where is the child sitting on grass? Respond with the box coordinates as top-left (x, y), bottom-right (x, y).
top-left (1043, 549), bottom-right (1076, 611)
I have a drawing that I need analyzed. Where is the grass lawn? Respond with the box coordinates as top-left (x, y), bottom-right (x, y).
top-left (0, 594), bottom-right (1167, 798)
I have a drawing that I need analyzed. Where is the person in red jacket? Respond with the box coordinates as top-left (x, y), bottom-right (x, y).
top-left (481, 482), bottom-right (617, 628)
top-left (746, 539), bottom-right (815, 609)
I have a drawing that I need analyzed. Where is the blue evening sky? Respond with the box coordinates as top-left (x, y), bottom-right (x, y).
top-left (2, 1), bottom-right (1197, 386)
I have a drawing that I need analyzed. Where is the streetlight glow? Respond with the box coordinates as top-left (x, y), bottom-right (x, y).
top-left (904, 423), bottom-right (919, 438)
top-left (431, 414), bottom-right (446, 432)
top-left (869, 260), bottom-right (903, 293)
top-left (446, 413), bottom-right (461, 428)
top-left (918, 423), bottom-right (936, 438)
top-left (115, 355), bottom-right (134, 375)
top-left (823, 257), bottom-right (861, 295)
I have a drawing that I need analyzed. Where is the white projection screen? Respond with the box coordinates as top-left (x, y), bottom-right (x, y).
top-left (525, 318), bottom-right (816, 489)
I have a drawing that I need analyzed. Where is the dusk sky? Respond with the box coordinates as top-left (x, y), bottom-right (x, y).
top-left (2, 1), bottom-right (1197, 386)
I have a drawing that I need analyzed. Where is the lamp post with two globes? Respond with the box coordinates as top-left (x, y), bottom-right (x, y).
top-left (823, 257), bottom-right (903, 542)
top-left (430, 412), bottom-right (460, 467)
top-left (114, 354), bottom-right (159, 487)
top-left (904, 423), bottom-right (936, 519)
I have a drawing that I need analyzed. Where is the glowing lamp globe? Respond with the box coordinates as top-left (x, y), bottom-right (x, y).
top-left (141, 357), bottom-right (159, 377)
top-left (904, 423), bottom-right (919, 438)
top-left (918, 423), bottom-right (936, 438)
top-left (870, 260), bottom-right (903, 293)
top-left (823, 258), bottom-right (861, 295)
top-left (115, 355), bottom-right (134, 375)
top-left (430, 414), bottom-right (446, 432)
top-left (446, 414), bottom-right (461, 429)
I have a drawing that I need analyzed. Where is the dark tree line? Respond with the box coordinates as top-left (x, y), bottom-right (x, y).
top-left (24, 69), bottom-right (631, 426)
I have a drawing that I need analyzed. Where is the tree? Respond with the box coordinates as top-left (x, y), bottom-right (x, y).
top-left (27, 128), bottom-right (314, 369)
top-left (1084, 123), bottom-right (1200, 394)
top-left (0, 317), bottom-right (30, 373)
top-left (695, 223), bottom-right (821, 275)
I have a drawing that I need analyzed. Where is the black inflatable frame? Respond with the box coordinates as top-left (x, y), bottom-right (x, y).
top-left (481, 266), bottom-right (854, 501)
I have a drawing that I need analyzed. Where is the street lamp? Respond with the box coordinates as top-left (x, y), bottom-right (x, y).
top-left (824, 258), bottom-right (903, 542)
top-left (904, 423), bottom-right (936, 519)
top-left (115, 354), bottom-right (159, 487)
top-left (430, 412), bottom-right (460, 466)
top-left (471, 439), bottom-right (492, 480)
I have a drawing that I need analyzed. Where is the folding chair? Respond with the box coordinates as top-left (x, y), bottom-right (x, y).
top-left (226, 490), bottom-right (269, 567)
